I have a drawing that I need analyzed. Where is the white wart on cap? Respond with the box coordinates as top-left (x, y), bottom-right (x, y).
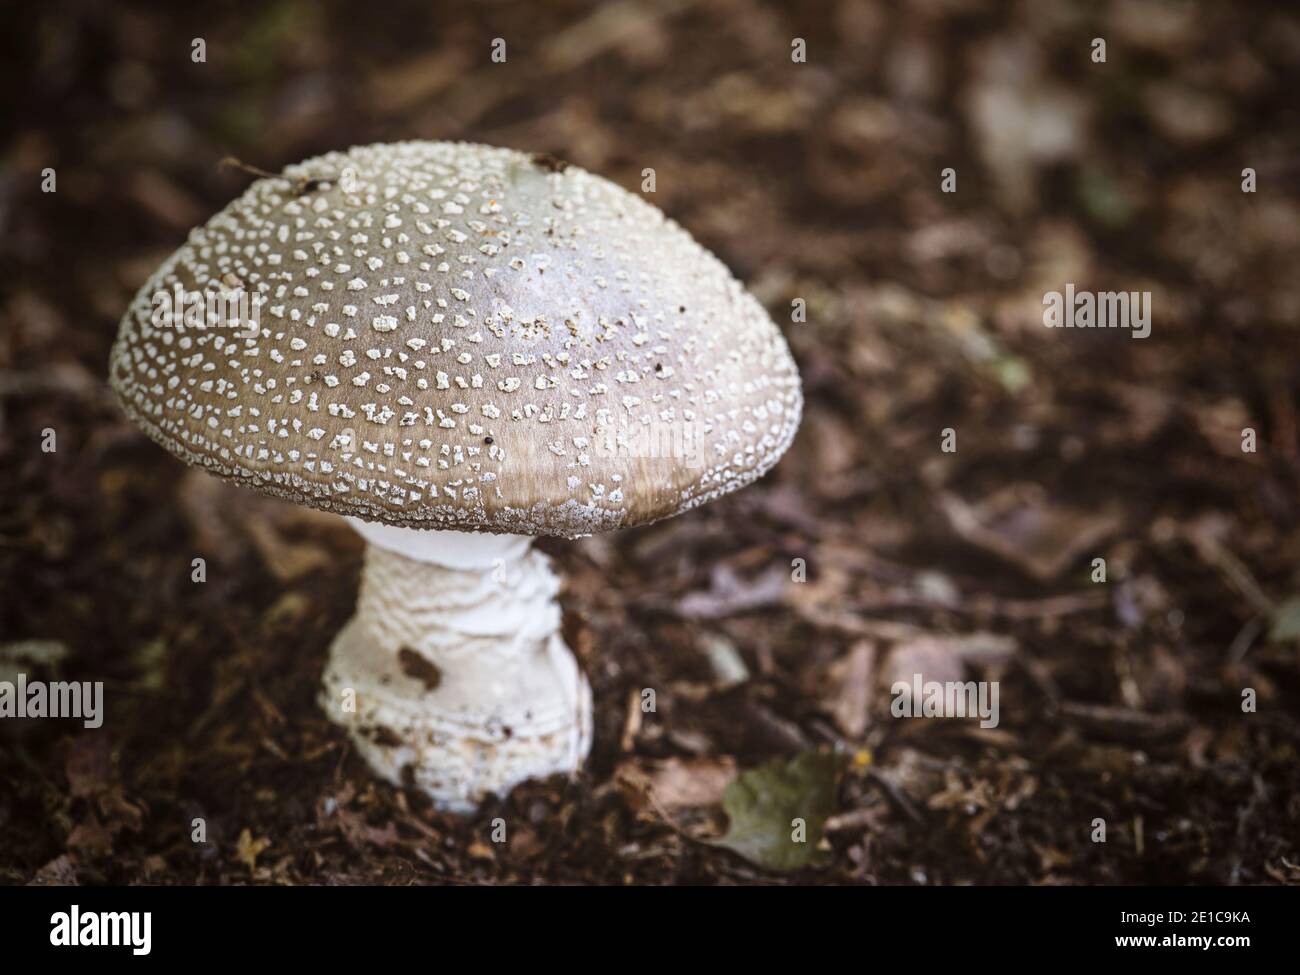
top-left (109, 141), bottom-right (802, 537)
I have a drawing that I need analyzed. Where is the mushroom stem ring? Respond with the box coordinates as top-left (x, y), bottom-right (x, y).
top-left (320, 519), bottom-right (592, 812)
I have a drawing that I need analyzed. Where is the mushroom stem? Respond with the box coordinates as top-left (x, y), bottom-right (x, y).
top-left (320, 520), bottom-right (592, 812)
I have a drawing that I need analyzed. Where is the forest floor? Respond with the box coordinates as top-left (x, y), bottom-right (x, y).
top-left (2, 0), bottom-right (1299, 884)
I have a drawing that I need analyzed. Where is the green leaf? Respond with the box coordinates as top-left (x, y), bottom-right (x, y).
top-left (1268, 596), bottom-right (1300, 644)
top-left (712, 749), bottom-right (843, 872)
top-left (1076, 166), bottom-right (1133, 228)
top-left (989, 352), bottom-right (1031, 395)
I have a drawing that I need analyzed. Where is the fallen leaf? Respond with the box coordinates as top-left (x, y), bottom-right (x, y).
top-left (881, 636), bottom-right (966, 699)
top-left (244, 517), bottom-right (332, 583)
top-left (713, 750), bottom-right (844, 871)
top-left (641, 756), bottom-right (737, 813)
top-left (369, 48), bottom-right (472, 113)
top-left (939, 485), bottom-right (1121, 581)
top-left (235, 829), bottom-right (270, 872)
top-left (965, 37), bottom-right (1089, 212)
top-left (1144, 82), bottom-right (1231, 145)
top-left (1267, 596), bottom-right (1300, 644)
top-left (27, 856), bottom-right (78, 887)
top-left (508, 826), bottom-right (546, 862)
top-left (66, 811), bottom-right (115, 855)
top-left (824, 640), bottom-right (875, 738)
top-left (678, 563), bottom-right (789, 619)
top-left (543, 0), bottom-right (686, 72)
top-left (697, 632), bottom-right (749, 688)
top-left (335, 807), bottom-right (399, 850)
top-left (0, 639), bottom-right (67, 669)
top-left (0, 638), bottom-right (68, 687)
top-left (128, 169), bottom-right (204, 230)
top-left (66, 736), bottom-right (114, 798)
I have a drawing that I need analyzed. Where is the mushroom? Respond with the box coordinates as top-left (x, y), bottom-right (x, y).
top-left (109, 141), bottom-right (802, 812)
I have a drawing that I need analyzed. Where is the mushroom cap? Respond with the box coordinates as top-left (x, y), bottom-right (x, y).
top-left (109, 141), bottom-right (802, 536)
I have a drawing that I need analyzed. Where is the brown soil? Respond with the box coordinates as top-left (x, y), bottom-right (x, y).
top-left (2, 0), bottom-right (1298, 885)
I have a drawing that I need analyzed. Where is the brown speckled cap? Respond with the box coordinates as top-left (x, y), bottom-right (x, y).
top-left (109, 141), bottom-right (802, 537)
